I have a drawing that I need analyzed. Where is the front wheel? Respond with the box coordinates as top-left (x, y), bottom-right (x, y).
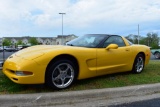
top-left (132, 54), bottom-right (144, 73)
top-left (45, 59), bottom-right (77, 89)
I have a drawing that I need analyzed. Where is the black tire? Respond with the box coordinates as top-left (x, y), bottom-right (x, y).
top-left (154, 52), bottom-right (160, 59)
top-left (132, 54), bottom-right (144, 73)
top-left (45, 59), bottom-right (77, 89)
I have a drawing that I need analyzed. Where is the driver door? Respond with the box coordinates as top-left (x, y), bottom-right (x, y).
top-left (96, 36), bottom-right (132, 75)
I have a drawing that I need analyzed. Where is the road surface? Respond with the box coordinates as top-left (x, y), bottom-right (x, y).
top-left (109, 97), bottom-right (160, 107)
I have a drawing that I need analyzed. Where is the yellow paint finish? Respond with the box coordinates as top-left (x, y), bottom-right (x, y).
top-left (2, 39), bottom-right (151, 84)
top-left (96, 46), bottom-right (134, 76)
top-left (3, 55), bottom-right (46, 84)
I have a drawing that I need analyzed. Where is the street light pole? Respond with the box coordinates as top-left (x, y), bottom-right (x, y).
top-left (59, 13), bottom-right (66, 45)
top-left (2, 37), bottom-right (5, 62)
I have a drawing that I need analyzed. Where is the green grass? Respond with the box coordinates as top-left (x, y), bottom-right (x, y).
top-left (0, 60), bottom-right (160, 94)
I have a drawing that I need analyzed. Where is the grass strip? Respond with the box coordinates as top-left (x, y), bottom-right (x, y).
top-left (0, 60), bottom-right (160, 94)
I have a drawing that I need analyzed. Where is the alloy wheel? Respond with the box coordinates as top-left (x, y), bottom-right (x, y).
top-left (135, 56), bottom-right (144, 73)
top-left (52, 63), bottom-right (74, 89)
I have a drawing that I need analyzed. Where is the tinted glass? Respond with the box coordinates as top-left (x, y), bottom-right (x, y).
top-left (103, 36), bottom-right (126, 47)
top-left (66, 34), bottom-right (108, 48)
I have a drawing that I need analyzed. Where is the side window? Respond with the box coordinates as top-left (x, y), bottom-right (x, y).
top-left (103, 36), bottom-right (126, 47)
top-left (103, 36), bottom-right (115, 47)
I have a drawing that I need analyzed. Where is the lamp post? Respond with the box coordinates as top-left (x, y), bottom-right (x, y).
top-left (59, 13), bottom-right (66, 45)
top-left (2, 37), bottom-right (5, 62)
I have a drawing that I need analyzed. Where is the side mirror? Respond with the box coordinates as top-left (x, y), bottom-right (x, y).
top-left (106, 44), bottom-right (118, 50)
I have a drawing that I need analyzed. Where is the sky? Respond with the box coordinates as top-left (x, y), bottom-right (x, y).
top-left (0, 0), bottom-right (160, 37)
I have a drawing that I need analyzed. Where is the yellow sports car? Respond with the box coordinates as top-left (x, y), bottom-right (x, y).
top-left (3, 34), bottom-right (151, 89)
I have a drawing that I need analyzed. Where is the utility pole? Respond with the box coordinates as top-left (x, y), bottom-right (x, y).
top-left (2, 37), bottom-right (5, 62)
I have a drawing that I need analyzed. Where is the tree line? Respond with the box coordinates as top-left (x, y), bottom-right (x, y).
top-left (125, 32), bottom-right (159, 49)
top-left (2, 33), bottom-right (160, 49)
top-left (2, 37), bottom-right (38, 47)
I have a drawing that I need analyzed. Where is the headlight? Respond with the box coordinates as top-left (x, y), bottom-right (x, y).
top-left (15, 71), bottom-right (33, 76)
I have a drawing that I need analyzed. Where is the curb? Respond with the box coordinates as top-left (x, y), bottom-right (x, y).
top-left (0, 83), bottom-right (160, 106)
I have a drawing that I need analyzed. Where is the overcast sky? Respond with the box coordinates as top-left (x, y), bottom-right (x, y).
top-left (0, 0), bottom-right (160, 37)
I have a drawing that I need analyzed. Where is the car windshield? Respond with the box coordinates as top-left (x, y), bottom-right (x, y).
top-left (66, 34), bottom-right (107, 48)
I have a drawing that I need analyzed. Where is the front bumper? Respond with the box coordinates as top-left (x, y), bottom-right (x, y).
top-left (2, 55), bottom-right (46, 84)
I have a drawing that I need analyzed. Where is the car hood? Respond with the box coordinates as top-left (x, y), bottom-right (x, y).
top-left (15, 45), bottom-right (70, 60)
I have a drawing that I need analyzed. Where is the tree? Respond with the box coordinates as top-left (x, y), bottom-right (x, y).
top-left (125, 34), bottom-right (140, 44)
top-left (29, 37), bottom-right (38, 45)
top-left (17, 40), bottom-right (23, 45)
top-left (139, 37), bottom-right (148, 45)
top-left (2, 39), bottom-right (12, 46)
top-left (146, 32), bottom-right (159, 48)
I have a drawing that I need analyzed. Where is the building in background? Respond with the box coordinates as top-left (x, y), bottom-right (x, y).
top-left (56, 34), bottom-right (78, 45)
top-left (0, 34), bottom-right (77, 46)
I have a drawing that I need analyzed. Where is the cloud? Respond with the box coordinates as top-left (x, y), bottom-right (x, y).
top-left (0, 0), bottom-right (160, 37)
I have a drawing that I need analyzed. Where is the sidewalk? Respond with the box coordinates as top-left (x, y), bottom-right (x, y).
top-left (0, 83), bottom-right (160, 106)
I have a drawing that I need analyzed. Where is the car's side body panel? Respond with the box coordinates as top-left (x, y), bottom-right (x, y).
top-left (96, 46), bottom-right (133, 75)
top-left (130, 45), bottom-right (151, 66)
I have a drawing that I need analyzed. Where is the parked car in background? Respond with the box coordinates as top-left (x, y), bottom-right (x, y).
top-left (151, 49), bottom-right (160, 59)
top-left (17, 45), bottom-right (22, 50)
top-left (17, 45), bottom-right (30, 50)
top-left (3, 46), bottom-right (16, 52)
top-left (0, 47), bottom-right (3, 52)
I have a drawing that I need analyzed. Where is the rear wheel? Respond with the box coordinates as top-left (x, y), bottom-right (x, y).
top-left (45, 59), bottom-right (77, 89)
top-left (154, 52), bottom-right (160, 59)
top-left (132, 54), bottom-right (144, 73)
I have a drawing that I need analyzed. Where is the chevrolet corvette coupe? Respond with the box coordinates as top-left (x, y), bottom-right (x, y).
top-left (3, 34), bottom-right (151, 89)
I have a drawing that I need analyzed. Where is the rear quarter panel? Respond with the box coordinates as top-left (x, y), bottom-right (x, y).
top-left (130, 45), bottom-right (151, 66)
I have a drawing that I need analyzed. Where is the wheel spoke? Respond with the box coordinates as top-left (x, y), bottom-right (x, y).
top-left (61, 78), bottom-right (65, 86)
top-left (65, 75), bottom-right (72, 79)
top-left (63, 65), bottom-right (70, 73)
top-left (52, 75), bottom-right (60, 81)
top-left (139, 59), bottom-right (143, 64)
top-left (57, 66), bottom-right (62, 73)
